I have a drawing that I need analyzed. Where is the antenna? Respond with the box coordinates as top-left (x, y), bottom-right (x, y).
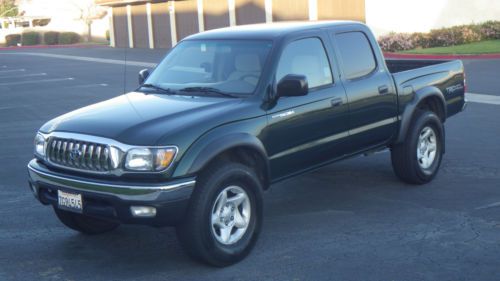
top-left (123, 45), bottom-right (128, 94)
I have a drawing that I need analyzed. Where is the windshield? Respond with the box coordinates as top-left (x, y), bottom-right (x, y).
top-left (145, 40), bottom-right (273, 95)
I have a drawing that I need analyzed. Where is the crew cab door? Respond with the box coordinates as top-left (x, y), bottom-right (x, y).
top-left (263, 35), bottom-right (349, 180)
top-left (330, 28), bottom-right (398, 151)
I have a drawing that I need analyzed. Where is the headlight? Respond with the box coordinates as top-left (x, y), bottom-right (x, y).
top-left (125, 147), bottom-right (177, 172)
top-left (34, 133), bottom-right (46, 157)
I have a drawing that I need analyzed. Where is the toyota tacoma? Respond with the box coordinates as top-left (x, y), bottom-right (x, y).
top-left (28, 21), bottom-right (466, 266)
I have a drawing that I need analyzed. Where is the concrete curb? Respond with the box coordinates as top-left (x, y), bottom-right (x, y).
top-left (384, 52), bottom-right (500, 60)
top-left (0, 44), bottom-right (107, 50)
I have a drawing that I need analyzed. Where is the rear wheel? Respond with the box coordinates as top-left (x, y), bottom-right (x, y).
top-left (391, 110), bottom-right (444, 184)
top-left (53, 207), bottom-right (119, 235)
top-left (176, 161), bottom-right (263, 267)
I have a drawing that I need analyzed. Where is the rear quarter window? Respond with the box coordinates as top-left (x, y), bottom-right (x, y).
top-left (335, 32), bottom-right (377, 80)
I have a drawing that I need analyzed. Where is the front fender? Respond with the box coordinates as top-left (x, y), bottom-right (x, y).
top-left (172, 117), bottom-right (269, 179)
top-left (396, 86), bottom-right (446, 143)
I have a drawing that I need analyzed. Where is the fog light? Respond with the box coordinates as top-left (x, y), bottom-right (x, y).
top-left (130, 206), bottom-right (157, 217)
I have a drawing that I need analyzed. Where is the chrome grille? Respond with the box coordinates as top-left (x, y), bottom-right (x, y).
top-left (47, 137), bottom-right (111, 172)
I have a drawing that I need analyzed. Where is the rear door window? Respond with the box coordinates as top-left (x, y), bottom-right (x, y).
top-left (335, 32), bottom-right (377, 80)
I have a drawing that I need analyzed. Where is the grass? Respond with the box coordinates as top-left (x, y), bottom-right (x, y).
top-left (401, 40), bottom-right (500, 55)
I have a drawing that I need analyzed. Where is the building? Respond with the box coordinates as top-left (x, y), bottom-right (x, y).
top-left (96, 0), bottom-right (366, 49)
top-left (0, 0), bottom-right (109, 45)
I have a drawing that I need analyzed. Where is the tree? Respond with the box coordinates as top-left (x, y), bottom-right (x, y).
top-left (0, 0), bottom-right (18, 17)
top-left (71, 0), bottom-right (107, 42)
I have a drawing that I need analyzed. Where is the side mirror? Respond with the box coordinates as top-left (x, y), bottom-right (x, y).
top-left (138, 69), bottom-right (150, 85)
top-left (277, 74), bottom-right (308, 98)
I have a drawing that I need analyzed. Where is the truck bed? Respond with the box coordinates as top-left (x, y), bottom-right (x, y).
top-left (386, 59), bottom-right (466, 119)
top-left (385, 59), bottom-right (451, 74)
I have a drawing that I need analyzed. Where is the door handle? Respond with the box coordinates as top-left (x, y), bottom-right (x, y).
top-left (378, 85), bottom-right (389, 95)
top-left (330, 97), bottom-right (343, 107)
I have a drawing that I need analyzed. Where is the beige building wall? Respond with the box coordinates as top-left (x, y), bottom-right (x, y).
top-left (103, 0), bottom-right (366, 49)
top-left (366, 0), bottom-right (500, 37)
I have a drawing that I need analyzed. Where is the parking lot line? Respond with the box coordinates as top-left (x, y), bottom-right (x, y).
top-left (466, 92), bottom-right (500, 105)
top-left (0, 77), bottom-right (74, 86)
top-left (0, 69), bottom-right (25, 73)
top-left (0, 52), bottom-right (156, 68)
top-left (0, 73), bottom-right (47, 79)
top-left (69, 83), bottom-right (109, 88)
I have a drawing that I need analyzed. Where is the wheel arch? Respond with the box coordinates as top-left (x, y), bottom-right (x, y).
top-left (174, 133), bottom-right (271, 190)
top-left (396, 86), bottom-right (447, 144)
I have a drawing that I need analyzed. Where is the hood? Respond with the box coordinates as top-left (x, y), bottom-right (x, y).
top-left (40, 92), bottom-right (256, 145)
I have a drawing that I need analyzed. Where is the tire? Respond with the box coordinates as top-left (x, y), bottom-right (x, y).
top-left (176, 161), bottom-right (263, 267)
top-left (391, 110), bottom-right (444, 184)
top-left (53, 207), bottom-right (119, 235)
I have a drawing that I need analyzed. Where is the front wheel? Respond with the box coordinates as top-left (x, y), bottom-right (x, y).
top-left (391, 110), bottom-right (444, 184)
top-left (176, 162), bottom-right (263, 267)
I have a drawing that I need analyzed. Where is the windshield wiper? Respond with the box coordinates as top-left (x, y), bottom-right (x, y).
top-left (138, 83), bottom-right (174, 95)
top-left (179, 87), bottom-right (238, 98)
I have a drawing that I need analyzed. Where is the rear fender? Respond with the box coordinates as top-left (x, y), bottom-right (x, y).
top-left (396, 86), bottom-right (446, 144)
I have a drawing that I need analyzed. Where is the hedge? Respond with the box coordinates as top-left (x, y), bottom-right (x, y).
top-left (44, 31), bottom-right (59, 45)
top-left (5, 34), bottom-right (21, 47)
top-left (378, 21), bottom-right (500, 52)
top-left (21, 31), bottom-right (41, 46)
top-left (58, 32), bottom-right (80, 45)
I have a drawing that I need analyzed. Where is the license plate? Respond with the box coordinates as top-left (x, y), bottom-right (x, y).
top-left (57, 190), bottom-right (83, 213)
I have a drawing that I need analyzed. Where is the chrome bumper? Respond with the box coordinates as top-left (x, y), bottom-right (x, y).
top-left (27, 159), bottom-right (196, 201)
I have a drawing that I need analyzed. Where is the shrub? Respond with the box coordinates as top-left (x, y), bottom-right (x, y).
top-left (428, 25), bottom-right (482, 47)
top-left (5, 34), bottom-right (21, 47)
top-left (479, 21), bottom-right (500, 40)
top-left (410, 32), bottom-right (431, 49)
top-left (378, 32), bottom-right (415, 52)
top-left (21, 31), bottom-right (41, 46)
top-left (58, 32), bottom-right (81, 44)
top-left (378, 21), bottom-right (500, 52)
top-left (44, 31), bottom-right (59, 45)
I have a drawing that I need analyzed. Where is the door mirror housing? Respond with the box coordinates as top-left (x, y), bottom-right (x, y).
top-left (277, 74), bottom-right (308, 98)
top-left (138, 69), bottom-right (150, 85)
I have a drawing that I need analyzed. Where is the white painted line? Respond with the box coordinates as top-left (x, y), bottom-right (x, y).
top-left (0, 77), bottom-right (74, 86)
top-left (0, 69), bottom-right (25, 73)
top-left (0, 73), bottom-right (47, 79)
top-left (0, 104), bottom-right (31, 110)
top-left (126, 5), bottom-right (134, 48)
top-left (265, 0), bottom-right (273, 23)
top-left (466, 92), bottom-right (500, 105)
top-left (146, 3), bottom-right (155, 49)
top-left (475, 201), bottom-right (500, 210)
top-left (169, 2), bottom-right (177, 46)
top-left (0, 53), bottom-right (156, 68)
top-left (228, 0), bottom-right (236, 26)
top-left (197, 0), bottom-right (204, 32)
top-left (69, 83), bottom-right (108, 88)
top-left (108, 7), bottom-right (116, 48)
top-left (308, 0), bottom-right (318, 20)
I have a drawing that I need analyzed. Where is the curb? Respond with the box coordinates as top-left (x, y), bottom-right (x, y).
top-left (0, 44), bottom-right (108, 50)
top-left (384, 52), bottom-right (500, 60)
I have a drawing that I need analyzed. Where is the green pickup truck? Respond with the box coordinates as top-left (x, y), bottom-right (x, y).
top-left (28, 21), bottom-right (466, 266)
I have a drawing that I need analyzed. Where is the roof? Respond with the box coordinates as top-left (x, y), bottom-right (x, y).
top-left (185, 21), bottom-right (363, 41)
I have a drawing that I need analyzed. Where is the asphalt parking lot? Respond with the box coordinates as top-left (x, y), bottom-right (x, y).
top-left (1, 46), bottom-right (500, 281)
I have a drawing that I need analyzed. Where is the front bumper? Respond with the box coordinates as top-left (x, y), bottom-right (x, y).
top-left (27, 159), bottom-right (196, 226)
